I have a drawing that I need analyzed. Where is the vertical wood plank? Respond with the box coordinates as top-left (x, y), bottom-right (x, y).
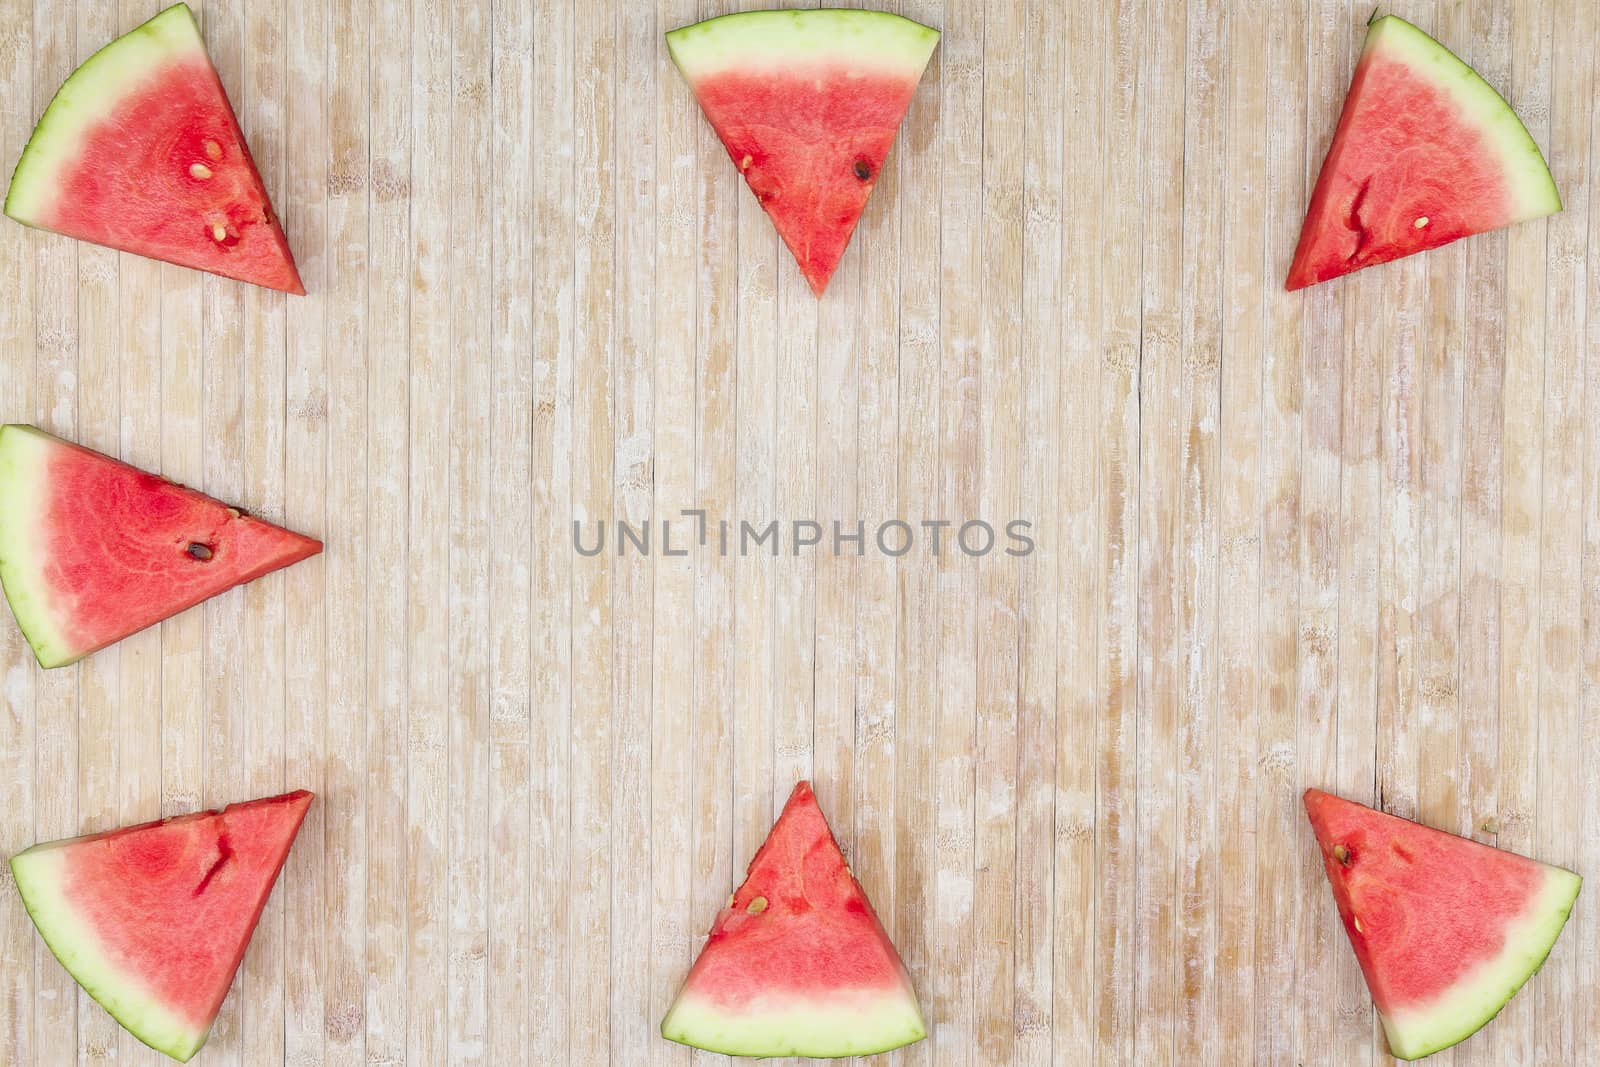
top-left (1177, 0), bottom-right (1225, 1059)
top-left (1134, 0), bottom-right (1185, 1055)
top-left (1098, 0), bottom-right (1144, 1060)
top-left (933, 0), bottom-right (983, 1059)
top-left (1535, 0), bottom-right (1590, 1057)
top-left (488, 0), bottom-right (535, 1060)
top-left (686, 2), bottom-right (739, 1059)
top-left (1295, 6), bottom-right (1350, 1067)
top-left (890, 7), bottom-right (944, 1067)
top-left (405, 0), bottom-right (451, 1061)
top-left (323, 0), bottom-right (372, 1062)
top-left (364, 0), bottom-right (412, 1057)
top-left (1013, 0), bottom-right (1062, 1060)
top-left (570, 0), bottom-right (617, 1057)
top-left (1052, 0), bottom-right (1102, 1059)
top-left (650, 2), bottom-right (700, 1063)
top-left (1494, 0), bottom-right (1551, 1059)
top-left (1214, 0), bottom-right (1267, 1059)
top-left (1256, 0), bottom-right (1308, 1059)
top-left (612, 1), bottom-right (657, 1063)
top-left (972, 0), bottom-right (1024, 1060)
top-left (281, 0), bottom-right (330, 1060)
top-left (447, 0), bottom-right (493, 1062)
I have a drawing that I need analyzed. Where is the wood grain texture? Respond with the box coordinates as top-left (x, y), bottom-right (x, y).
top-left (1, 1), bottom-right (1597, 1065)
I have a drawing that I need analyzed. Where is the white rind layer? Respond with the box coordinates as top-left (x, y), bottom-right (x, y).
top-left (1363, 15), bottom-right (1561, 221)
top-left (5, 4), bottom-right (207, 224)
top-left (10, 843), bottom-right (209, 1061)
top-left (1381, 865), bottom-right (1581, 1060)
top-left (666, 10), bottom-right (939, 81)
top-left (0, 425), bottom-right (76, 666)
top-left (661, 987), bottom-right (927, 1059)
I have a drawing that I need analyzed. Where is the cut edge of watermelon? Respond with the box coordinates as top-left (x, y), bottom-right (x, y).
top-left (10, 844), bottom-right (208, 1061)
top-left (661, 988), bottom-right (927, 1059)
top-left (0, 425), bottom-right (74, 666)
top-left (665, 9), bottom-right (939, 81)
top-left (1381, 863), bottom-right (1580, 1061)
top-left (1364, 15), bottom-right (1560, 222)
top-left (4, 5), bottom-right (204, 225)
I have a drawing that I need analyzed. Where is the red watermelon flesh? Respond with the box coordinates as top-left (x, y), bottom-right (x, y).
top-left (1305, 789), bottom-right (1580, 1060)
top-left (0, 425), bottom-right (322, 668)
top-left (4, 4), bottom-right (303, 293)
top-left (668, 10), bottom-right (939, 295)
top-left (9, 791), bottom-right (313, 1062)
top-left (661, 780), bottom-right (925, 1058)
top-left (1286, 15), bottom-right (1559, 290)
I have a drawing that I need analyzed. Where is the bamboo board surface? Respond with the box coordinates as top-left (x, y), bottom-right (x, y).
top-left (1, 0), bottom-right (1598, 1064)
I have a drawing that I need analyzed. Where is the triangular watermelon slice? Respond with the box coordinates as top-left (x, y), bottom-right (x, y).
top-left (0, 424), bottom-right (322, 668)
top-left (1304, 789), bottom-right (1581, 1060)
top-left (10, 790), bottom-right (313, 1062)
top-left (4, 3), bottom-right (304, 293)
top-left (1286, 15), bottom-right (1560, 290)
top-left (667, 10), bottom-right (939, 295)
top-left (661, 781), bottom-right (926, 1057)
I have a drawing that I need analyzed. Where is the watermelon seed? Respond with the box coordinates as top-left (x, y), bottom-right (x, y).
top-left (189, 162), bottom-right (213, 180)
top-left (1332, 844), bottom-right (1352, 866)
top-left (853, 159), bottom-right (872, 181)
top-left (740, 154), bottom-right (753, 171)
top-left (211, 223), bottom-right (228, 242)
top-left (1414, 216), bottom-right (1429, 229)
top-left (186, 542), bottom-right (214, 561)
top-left (747, 896), bottom-right (768, 914)
top-left (203, 139), bottom-right (223, 161)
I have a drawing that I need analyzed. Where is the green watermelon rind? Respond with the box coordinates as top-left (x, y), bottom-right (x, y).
top-left (10, 844), bottom-right (208, 1062)
top-left (0, 424), bottom-right (78, 668)
top-left (1364, 15), bottom-right (1561, 222)
top-left (5, 4), bottom-right (205, 225)
top-left (661, 988), bottom-right (927, 1059)
top-left (665, 9), bottom-right (939, 81)
top-left (1381, 865), bottom-right (1581, 1061)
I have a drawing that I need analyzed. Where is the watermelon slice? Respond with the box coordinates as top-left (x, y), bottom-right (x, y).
top-left (667, 10), bottom-right (939, 295)
top-left (4, 3), bottom-right (304, 293)
top-left (9, 790), bottom-right (313, 1062)
top-left (661, 781), bottom-right (925, 1058)
top-left (0, 424), bottom-right (322, 668)
top-left (1286, 14), bottom-right (1560, 290)
top-left (1304, 789), bottom-right (1581, 1060)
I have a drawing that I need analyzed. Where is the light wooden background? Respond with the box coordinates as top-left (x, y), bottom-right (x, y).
top-left (1, 0), bottom-right (1597, 1064)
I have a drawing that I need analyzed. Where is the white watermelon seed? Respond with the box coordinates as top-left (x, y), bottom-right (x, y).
top-left (189, 163), bottom-right (213, 180)
top-left (1414, 216), bottom-right (1429, 228)
top-left (204, 139), bottom-right (223, 160)
top-left (746, 896), bottom-right (767, 914)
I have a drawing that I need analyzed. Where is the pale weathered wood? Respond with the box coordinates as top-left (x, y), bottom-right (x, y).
top-left (1, 2), bottom-right (1597, 1065)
